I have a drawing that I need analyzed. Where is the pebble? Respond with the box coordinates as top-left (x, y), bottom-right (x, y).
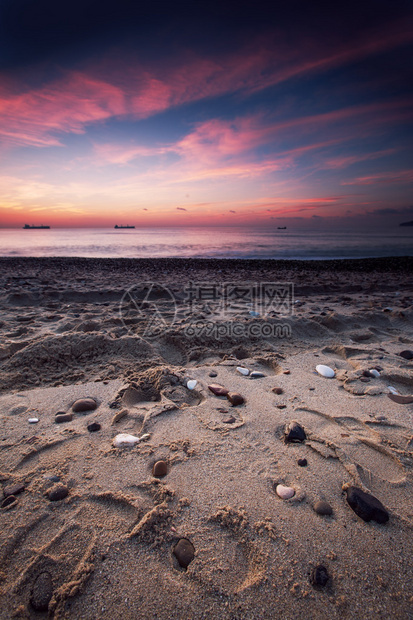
top-left (236, 367), bottom-right (250, 376)
top-left (152, 460), bottom-right (168, 477)
top-left (249, 371), bottom-right (266, 379)
top-left (387, 386), bottom-right (399, 395)
top-left (315, 364), bottom-right (335, 378)
top-left (44, 475), bottom-right (60, 483)
top-left (399, 350), bottom-right (413, 360)
top-left (283, 370), bottom-right (290, 375)
top-left (249, 311), bottom-right (260, 317)
top-left (1, 495), bottom-right (18, 509)
top-left (30, 571), bottom-right (53, 612)
top-left (369, 369), bottom-right (380, 378)
top-left (87, 422), bottom-right (101, 432)
top-left (276, 404), bottom-right (286, 409)
top-left (275, 484), bottom-right (295, 499)
top-left (387, 393), bottom-right (413, 405)
top-left (360, 377), bottom-right (370, 383)
top-left (4, 483), bottom-right (25, 497)
top-left (72, 398), bottom-right (97, 413)
top-left (226, 392), bottom-right (245, 406)
top-left (28, 418), bottom-right (39, 424)
top-left (314, 500), bottom-right (333, 516)
top-left (285, 422), bottom-right (306, 443)
top-left (186, 380), bottom-right (197, 390)
top-left (223, 416), bottom-right (236, 424)
top-left (272, 387), bottom-right (283, 395)
top-left (345, 486), bottom-right (389, 523)
top-left (208, 384), bottom-right (229, 396)
top-left (173, 538), bottom-right (195, 569)
top-left (297, 458), bottom-right (307, 467)
top-left (113, 433), bottom-right (149, 447)
top-left (55, 413), bottom-right (73, 424)
top-left (47, 484), bottom-right (69, 501)
top-left (310, 565), bottom-right (329, 587)
top-left (208, 371), bottom-right (218, 377)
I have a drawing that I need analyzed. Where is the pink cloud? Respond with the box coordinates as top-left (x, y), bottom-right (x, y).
top-left (342, 169), bottom-right (413, 185)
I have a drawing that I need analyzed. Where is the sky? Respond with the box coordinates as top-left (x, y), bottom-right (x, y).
top-left (0, 0), bottom-right (412, 230)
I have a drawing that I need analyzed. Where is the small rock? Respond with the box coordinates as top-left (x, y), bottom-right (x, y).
top-left (249, 310), bottom-right (260, 317)
top-left (208, 371), bottom-right (218, 377)
top-left (28, 418), bottom-right (39, 424)
top-left (272, 387), bottom-right (283, 395)
top-left (283, 370), bottom-right (290, 375)
top-left (297, 458), bottom-right (307, 467)
top-left (236, 366), bottom-right (250, 376)
top-left (399, 350), bottom-right (413, 360)
top-left (87, 422), bottom-right (101, 432)
top-left (276, 484), bottom-right (295, 499)
top-left (249, 371), bottom-right (266, 379)
top-left (113, 433), bottom-right (148, 447)
top-left (223, 416), bottom-right (236, 424)
top-left (208, 384), bottom-right (229, 396)
top-left (173, 538), bottom-right (195, 569)
top-left (187, 380), bottom-right (197, 390)
top-left (4, 483), bottom-right (25, 497)
top-left (55, 413), bottom-right (73, 424)
top-left (276, 404), bottom-right (286, 409)
top-left (72, 398), bottom-right (97, 413)
top-left (1, 495), bottom-right (18, 509)
top-left (310, 565), bottom-right (329, 587)
top-left (44, 475), bottom-right (60, 483)
top-left (314, 500), bottom-right (333, 516)
top-left (316, 364), bottom-right (335, 378)
top-left (387, 386), bottom-right (399, 395)
top-left (227, 392), bottom-right (244, 406)
top-left (30, 571), bottom-right (53, 612)
top-left (345, 486), bottom-right (389, 523)
top-left (360, 377), bottom-right (370, 383)
top-left (47, 484), bottom-right (68, 502)
top-left (285, 422), bottom-right (306, 443)
top-left (152, 460), bottom-right (168, 477)
top-left (369, 369), bottom-right (380, 378)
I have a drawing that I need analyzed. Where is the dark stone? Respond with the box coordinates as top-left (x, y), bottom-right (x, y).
top-left (310, 565), bottom-right (329, 587)
top-left (272, 387), bottom-right (283, 395)
top-left (283, 370), bottom-right (291, 375)
top-left (4, 483), bottom-right (25, 498)
top-left (223, 416), bottom-right (236, 424)
top-left (345, 486), bottom-right (389, 523)
top-left (360, 377), bottom-right (370, 383)
top-left (55, 413), bottom-right (73, 423)
top-left (46, 475), bottom-right (60, 483)
top-left (226, 392), bottom-right (244, 406)
top-left (30, 571), bottom-right (53, 612)
top-left (87, 422), bottom-right (101, 432)
top-left (297, 458), bottom-right (307, 467)
top-left (72, 398), bottom-right (97, 413)
top-left (47, 484), bottom-right (69, 502)
top-left (1, 495), bottom-right (17, 509)
top-left (209, 371), bottom-right (218, 377)
top-left (285, 422), bottom-right (306, 443)
top-left (152, 460), bottom-right (168, 477)
top-left (399, 350), bottom-right (413, 360)
top-left (276, 404), bottom-right (286, 409)
top-left (314, 500), bottom-right (333, 516)
top-left (173, 538), bottom-right (195, 569)
top-left (208, 384), bottom-right (229, 397)
top-left (387, 393), bottom-right (413, 405)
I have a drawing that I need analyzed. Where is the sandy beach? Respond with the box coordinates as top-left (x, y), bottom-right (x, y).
top-left (0, 256), bottom-right (412, 619)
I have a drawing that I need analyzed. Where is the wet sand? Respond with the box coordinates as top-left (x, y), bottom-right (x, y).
top-left (0, 257), bottom-right (412, 619)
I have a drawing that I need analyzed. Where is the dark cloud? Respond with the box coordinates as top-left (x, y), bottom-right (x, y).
top-left (177, 207), bottom-right (187, 211)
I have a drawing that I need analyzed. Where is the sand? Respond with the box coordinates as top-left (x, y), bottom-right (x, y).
top-left (0, 256), bottom-right (412, 619)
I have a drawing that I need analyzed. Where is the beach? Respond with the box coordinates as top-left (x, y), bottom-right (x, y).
top-left (0, 256), bottom-right (412, 619)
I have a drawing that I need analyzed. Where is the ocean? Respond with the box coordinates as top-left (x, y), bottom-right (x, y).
top-left (0, 227), bottom-right (412, 260)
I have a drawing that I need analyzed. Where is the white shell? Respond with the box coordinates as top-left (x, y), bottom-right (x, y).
top-left (316, 364), bottom-right (335, 378)
top-left (28, 418), bottom-right (39, 424)
top-left (236, 366), bottom-right (250, 376)
top-left (187, 379), bottom-right (197, 390)
top-left (113, 433), bottom-right (142, 447)
top-left (369, 369), bottom-right (380, 378)
top-left (276, 484), bottom-right (295, 499)
top-left (387, 386), bottom-right (399, 395)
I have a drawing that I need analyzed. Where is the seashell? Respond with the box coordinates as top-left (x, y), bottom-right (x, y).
top-left (186, 380), bottom-right (197, 390)
top-left (387, 386), bottom-right (399, 395)
top-left (249, 371), bottom-right (266, 379)
top-left (28, 418), bottom-right (39, 424)
top-left (315, 364), bottom-right (335, 378)
top-left (275, 484), bottom-right (295, 499)
top-left (113, 433), bottom-right (143, 447)
top-left (236, 366), bottom-right (250, 376)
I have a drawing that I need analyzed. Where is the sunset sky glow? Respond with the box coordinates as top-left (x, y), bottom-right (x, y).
top-left (1, 0), bottom-right (412, 229)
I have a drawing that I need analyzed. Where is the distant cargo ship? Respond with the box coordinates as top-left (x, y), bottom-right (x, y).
top-left (114, 225), bottom-right (135, 229)
top-left (23, 224), bottom-right (50, 229)
top-left (277, 226), bottom-right (287, 229)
